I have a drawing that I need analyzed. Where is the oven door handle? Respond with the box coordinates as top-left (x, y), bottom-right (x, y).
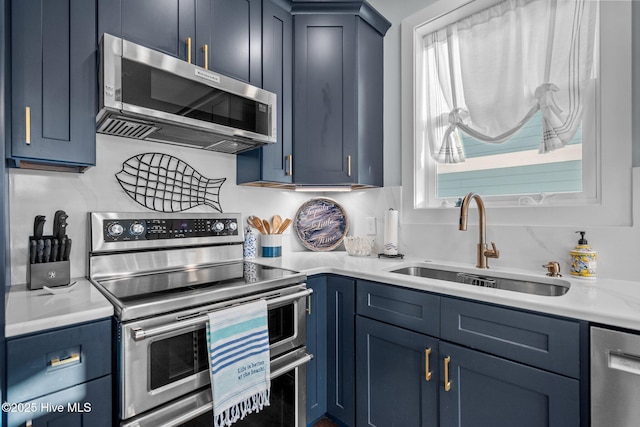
top-left (124, 350), bottom-right (314, 427)
top-left (270, 351), bottom-right (313, 379)
top-left (132, 288), bottom-right (313, 341)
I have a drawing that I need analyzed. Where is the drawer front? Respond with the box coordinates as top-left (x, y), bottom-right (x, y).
top-left (6, 375), bottom-right (112, 427)
top-left (7, 319), bottom-right (112, 403)
top-left (356, 280), bottom-right (440, 336)
top-left (441, 298), bottom-right (580, 378)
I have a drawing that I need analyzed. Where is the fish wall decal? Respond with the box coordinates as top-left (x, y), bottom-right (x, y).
top-left (115, 153), bottom-right (226, 212)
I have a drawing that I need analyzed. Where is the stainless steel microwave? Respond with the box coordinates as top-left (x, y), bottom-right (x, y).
top-left (97, 34), bottom-right (277, 154)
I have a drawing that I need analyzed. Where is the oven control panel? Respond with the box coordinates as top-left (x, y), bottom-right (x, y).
top-left (102, 217), bottom-right (239, 242)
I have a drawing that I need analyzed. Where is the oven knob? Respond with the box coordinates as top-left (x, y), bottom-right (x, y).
top-left (130, 223), bottom-right (145, 236)
top-left (214, 221), bottom-right (225, 232)
top-left (107, 223), bottom-right (124, 237)
top-left (228, 221), bottom-right (238, 231)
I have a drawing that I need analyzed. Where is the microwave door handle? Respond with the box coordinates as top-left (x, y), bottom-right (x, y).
top-left (132, 288), bottom-right (313, 341)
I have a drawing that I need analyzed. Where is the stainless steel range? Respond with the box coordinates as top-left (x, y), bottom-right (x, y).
top-left (87, 212), bottom-right (312, 427)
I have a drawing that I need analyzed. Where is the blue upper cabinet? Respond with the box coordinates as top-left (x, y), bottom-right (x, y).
top-left (209, 0), bottom-right (262, 86)
top-left (293, 4), bottom-right (389, 187)
top-left (9, 0), bottom-right (97, 171)
top-left (102, 0), bottom-right (261, 83)
top-left (120, 0), bottom-right (196, 62)
top-left (237, 0), bottom-right (293, 185)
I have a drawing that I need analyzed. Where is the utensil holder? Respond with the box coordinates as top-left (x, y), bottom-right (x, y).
top-left (261, 234), bottom-right (282, 257)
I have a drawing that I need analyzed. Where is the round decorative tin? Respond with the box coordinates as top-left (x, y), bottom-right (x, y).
top-left (294, 198), bottom-right (349, 251)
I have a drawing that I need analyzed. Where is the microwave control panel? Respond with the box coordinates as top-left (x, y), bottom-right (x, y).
top-left (102, 217), bottom-right (239, 242)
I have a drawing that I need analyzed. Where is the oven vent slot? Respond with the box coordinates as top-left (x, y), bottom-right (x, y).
top-left (98, 116), bottom-right (159, 139)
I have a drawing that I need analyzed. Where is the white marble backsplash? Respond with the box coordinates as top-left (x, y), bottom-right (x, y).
top-left (9, 134), bottom-right (640, 286)
top-left (8, 134), bottom-right (310, 283)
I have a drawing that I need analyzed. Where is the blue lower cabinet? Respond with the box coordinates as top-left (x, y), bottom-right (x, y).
top-left (326, 276), bottom-right (355, 426)
top-left (6, 375), bottom-right (112, 427)
top-left (6, 319), bottom-right (112, 427)
top-left (306, 276), bottom-right (327, 424)
top-left (356, 316), bottom-right (439, 427)
top-left (439, 341), bottom-right (580, 427)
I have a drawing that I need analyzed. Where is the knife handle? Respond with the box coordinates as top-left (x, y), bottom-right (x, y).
top-left (36, 239), bottom-right (44, 263)
top-left (59, 238), bottom-right (67, 262)
top-left (44, 239), bottom-right (51, 263)
top-left (30, 240), bottom-right (37, 264)
top-left (63, 238), bottom-right (72, 261)
top-left (52, 239), bottom-right (59, 263)
top-left (33, 215), bottom-right (46, 238)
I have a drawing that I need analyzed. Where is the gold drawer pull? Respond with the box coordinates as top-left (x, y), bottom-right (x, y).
top-left (25, 106), bottom-right (31, 145)
top-left (50, 353), bottom-right (80, 368)
top-left (347, 155), bottom-right (352, 177)
top-left (186, 37), bottom-right (192, 64)
top-left (203, 44), bottom-right (209, 70)
top-left (425, 348), bottom-right (432, 381)
top-left (286, 155), bottom-right (293, 176)
top-left (444, 356), bottom-right (451, 391)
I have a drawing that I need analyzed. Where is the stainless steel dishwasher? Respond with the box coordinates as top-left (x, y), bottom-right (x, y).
top-left (591, 326), bottom-right (640, 427)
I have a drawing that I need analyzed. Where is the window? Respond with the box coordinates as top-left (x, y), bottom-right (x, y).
top-left (435, 112), bottom-right (584, 200)
top-left (400, 0), bottom-right (633, 226)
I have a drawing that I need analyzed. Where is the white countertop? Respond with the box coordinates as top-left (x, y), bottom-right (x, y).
top-left (6, 251), bottom-right (640, 337)
top-left (254, 251), bottom-right (640, 331)
top-left (5, 278), bottom-right (114, 338)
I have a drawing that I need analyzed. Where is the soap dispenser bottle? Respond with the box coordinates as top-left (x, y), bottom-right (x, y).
top-left (570, 231), bottom-right (597, 279)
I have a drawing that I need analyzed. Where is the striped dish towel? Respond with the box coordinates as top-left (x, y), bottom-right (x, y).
top-left (207, 299), bottom-right (271, 427)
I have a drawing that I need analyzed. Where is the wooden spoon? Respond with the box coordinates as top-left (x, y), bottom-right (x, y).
top-left (276, 218), bottom-right (292, 234)
top-left (262, 218), bottom-right (271, 234)
top-left (271, 215), bottom-right (282, 234)
top-left (249, 216), bottom-right (266, 234)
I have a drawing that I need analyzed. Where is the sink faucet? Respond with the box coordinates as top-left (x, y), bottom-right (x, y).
top-left (459, 192), bottom-right (499, 269)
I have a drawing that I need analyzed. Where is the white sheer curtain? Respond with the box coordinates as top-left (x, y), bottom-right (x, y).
top-left (422, 0), bottom-right (598, 163)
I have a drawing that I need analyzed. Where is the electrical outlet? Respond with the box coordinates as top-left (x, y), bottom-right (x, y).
top-left (366, 217), bottom-right (376, 235)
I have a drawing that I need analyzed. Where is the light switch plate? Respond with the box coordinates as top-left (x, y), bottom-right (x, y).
top-left (366, 217), bottom-right (376, 235)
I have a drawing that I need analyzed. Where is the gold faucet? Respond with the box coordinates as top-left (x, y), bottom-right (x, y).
top-left (459, 192), bottom-right (499, 269)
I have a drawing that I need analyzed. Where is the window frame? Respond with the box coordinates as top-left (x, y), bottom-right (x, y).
top-left (400, 0), bottom-right (632, 227)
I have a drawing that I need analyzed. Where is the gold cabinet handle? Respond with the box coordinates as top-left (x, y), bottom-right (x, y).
top-left (25, 106), bottom-right (31, 145)
top-left (306, 294), bottom-right (312, 315)
top-left (186, 37), bottom-right (192, 64)
top-left (286, 155), bottom-right (293, 176)
top-left (203, 44), bottom-right (209, 70)
top-left (444, 356), bottom-right (451, 391)
top-left (347, 155), bottom-right (352, 177)
top-left (425, 348), bottom-right (432, 381)
top-left (50, 353), bottom-right (80, 368)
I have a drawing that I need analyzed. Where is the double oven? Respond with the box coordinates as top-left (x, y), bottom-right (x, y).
top-left (87, 212), bottom-right (312, 427)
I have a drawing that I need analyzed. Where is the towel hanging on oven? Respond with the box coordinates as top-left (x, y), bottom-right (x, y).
top-left (207, 299), bottom-right (271, 427)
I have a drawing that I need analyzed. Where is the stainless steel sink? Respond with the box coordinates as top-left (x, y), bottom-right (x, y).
top-left (390, 266), bottom-right (570, 297)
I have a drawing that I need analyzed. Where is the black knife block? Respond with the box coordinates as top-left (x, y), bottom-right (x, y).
top-left (27, 236), bottom-right (71, 290)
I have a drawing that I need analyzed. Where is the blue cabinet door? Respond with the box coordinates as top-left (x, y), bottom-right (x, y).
top-left (439, 341), bottom-right (580, 427)
top-left (326, 276), bottom-right (355, 426)
top-left (306, 275), bottom-right (327, 424)
top-left (356, 316), bottom-right (439, 427)
top-left (6, 375), bottom-right (112, 427)
top-left (237, 0), bottom-right (293, 185)
top-left (293, 14), bottom-right (357, 185)
top-left (10, 0), bottom-right (96, 169)
top-left (119, 0), bottom-right (195, 63)
top-left (210, 0), bottom-right (262, 85)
